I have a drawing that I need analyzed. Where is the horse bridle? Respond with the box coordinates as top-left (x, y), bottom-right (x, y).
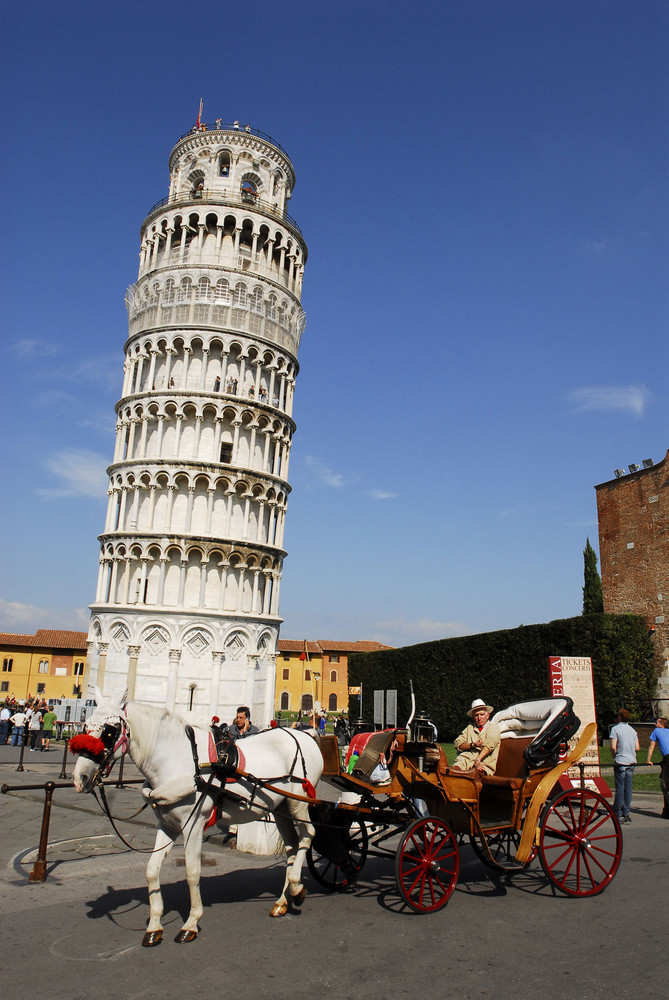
top-left (77, 716), bottom-right (130, 786)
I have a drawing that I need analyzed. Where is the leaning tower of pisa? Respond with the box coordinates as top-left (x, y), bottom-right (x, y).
top-left (87, 120), bottom-right (307, 725)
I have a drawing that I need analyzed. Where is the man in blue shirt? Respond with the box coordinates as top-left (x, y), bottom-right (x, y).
top-left (610, 709), bottom-right (639, 823)
top-left (646, 717), bottom-right (669, 818)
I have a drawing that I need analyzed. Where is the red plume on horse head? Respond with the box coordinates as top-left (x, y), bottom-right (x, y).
top-left (69, 732), bottom-right (107, 759)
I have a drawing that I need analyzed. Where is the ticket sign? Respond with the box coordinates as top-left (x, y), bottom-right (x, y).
top-left (548, 656), bottom-right (601, 779)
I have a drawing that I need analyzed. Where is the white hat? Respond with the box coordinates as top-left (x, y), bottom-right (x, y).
top-left (467, 698), bottom-right (493, 718)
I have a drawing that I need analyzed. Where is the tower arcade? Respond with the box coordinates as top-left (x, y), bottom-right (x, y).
top-left (86, 121), bottom-right (308, 724)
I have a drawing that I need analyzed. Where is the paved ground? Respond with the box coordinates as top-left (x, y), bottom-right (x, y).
top-left (1, 743), bottom-right (666, 1000)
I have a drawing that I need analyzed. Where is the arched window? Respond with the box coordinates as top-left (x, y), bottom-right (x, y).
top-left (241, 180), bottom-right (257, 203)
top-left (301, 694), bottom-right (313, 712)
top-left (196, 277), bottom-right (211, 302)
top-left (214, 278), bottom-right (230, 303)
top-left (163, 279), bottom-right (175, 305)
top-left (328, 694), bottom-right (338, 711)
top-left (2, 658), bottom-right (12, 672)
top-left (38, 659), bottom-right (49, 674)
top-left (330, 670), bottom-right (337, 682)
top-left (189, 170), bottom-right (205, 198)
top-left (219, 152), bottom-right (230, 177)
top-left (280, 692), bottom-right (289, 711)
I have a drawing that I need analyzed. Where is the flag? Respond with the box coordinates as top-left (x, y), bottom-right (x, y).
top-left (299, 640), bottom-right (308, 662)
top-left (196, 98), bottom-right (203, 129)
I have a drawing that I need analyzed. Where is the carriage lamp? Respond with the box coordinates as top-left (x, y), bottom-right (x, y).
top-left (411, 711), bottom-right (437, 744)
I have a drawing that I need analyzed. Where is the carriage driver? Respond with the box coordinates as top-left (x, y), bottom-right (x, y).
top-left (451, 699), bottom-right (501, 776)
top-left (229, 706), bottom-right (259, 740)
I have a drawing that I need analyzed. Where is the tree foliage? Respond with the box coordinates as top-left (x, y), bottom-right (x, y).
top-left (582, 537), bottom-right (604, 614)
top-left (349, 614), bottom-right (655, 738)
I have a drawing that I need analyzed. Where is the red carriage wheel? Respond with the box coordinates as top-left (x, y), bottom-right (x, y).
top-left (538, 788), bottom-right (622, 897)
top-left (395, 817), bottom-right (459, 913)
top-left (306, 818), bottom-right (368, 891)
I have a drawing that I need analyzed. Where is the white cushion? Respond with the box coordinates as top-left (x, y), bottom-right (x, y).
top-left (492, 698), bottom-right (571, 740)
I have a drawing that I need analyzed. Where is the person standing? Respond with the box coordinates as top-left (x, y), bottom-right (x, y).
top-left (646, 716), bottom-right (669, 819)
top-left (610, 709), bottom-right (639, 823)
top-left (10, 707), bottom-right (27, 746)
top-left (0, 704), bottom-right (10, 744)
top-left (28, 705), bottom-right (43, 751)
top-left (41, 705), bottom-right (57, 750)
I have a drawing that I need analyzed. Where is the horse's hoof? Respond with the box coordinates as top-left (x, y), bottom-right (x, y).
top-left (174, 929), bottom-right (198, 943)
top-left (142, 930), bottom-right (163, 947)
top-left (269, 902), bottom-right (288, 918)
top-left (291, 886), bottom-right (306, 907)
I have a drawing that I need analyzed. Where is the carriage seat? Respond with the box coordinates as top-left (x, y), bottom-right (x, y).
top-left (480, 697), bottom-right (577, 798)
top-left (479, 737), bottom-right (533, 791)
top-left (345, 729), bottom-right (396, 780)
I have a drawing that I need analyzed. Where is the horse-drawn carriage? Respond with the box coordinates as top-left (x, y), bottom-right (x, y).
top-left (307, 696), bottom-right (623, 912)
top-left (71, 692), bottom-right (622, 945)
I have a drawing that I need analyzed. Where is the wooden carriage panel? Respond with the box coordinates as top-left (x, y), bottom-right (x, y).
top-left (318, 734), bottom-right (341, 777)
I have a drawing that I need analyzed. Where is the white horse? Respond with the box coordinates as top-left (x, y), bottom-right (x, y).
top-left (71, 690), bottom-right (323, 946)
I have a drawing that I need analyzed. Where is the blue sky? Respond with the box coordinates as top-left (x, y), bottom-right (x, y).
top-left (1, 1), bottom-right (667, 647)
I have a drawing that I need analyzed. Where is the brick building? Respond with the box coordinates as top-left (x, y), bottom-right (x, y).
top-left (0, 630), bottom-right (88, 703)
top-left (595, 448), bottom-right (669, 703)
top-left (275, 639), bottom-right (392, 715)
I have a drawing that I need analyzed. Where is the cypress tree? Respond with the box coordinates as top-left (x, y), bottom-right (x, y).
top-left (583, 537), bottom-right (604, 614)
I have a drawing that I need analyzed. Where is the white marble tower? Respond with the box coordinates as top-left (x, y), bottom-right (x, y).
top-left (87, 120), bottom-right (307, 725)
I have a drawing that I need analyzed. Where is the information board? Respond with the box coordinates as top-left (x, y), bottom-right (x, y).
top-left (548, 655), bottom-right (601, 780)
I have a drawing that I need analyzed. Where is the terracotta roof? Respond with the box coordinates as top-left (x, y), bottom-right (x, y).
top-left (277, 639), bottom-right (392, 654)
top-left (0, 630), bottom-right (88, 651)
top-left (318, 640), bottom-right (393, 652)
top-left (277, 640), bottom-right (322, 654)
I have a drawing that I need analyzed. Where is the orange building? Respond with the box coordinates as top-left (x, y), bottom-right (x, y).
top-left (0, 630), bottom-right (88, 703)
top-left (275, 639), bottom-right (391, 716)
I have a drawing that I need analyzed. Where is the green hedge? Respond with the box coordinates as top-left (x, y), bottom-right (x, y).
top-left (348, 614), bottom-right (655, 738)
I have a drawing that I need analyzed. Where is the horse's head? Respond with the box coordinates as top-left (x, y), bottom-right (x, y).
top-left (72, 688), bottom-right (129, 792)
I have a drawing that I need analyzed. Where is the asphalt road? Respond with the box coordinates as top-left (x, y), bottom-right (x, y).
top-left (1, 745), bottom-right (666, 1000)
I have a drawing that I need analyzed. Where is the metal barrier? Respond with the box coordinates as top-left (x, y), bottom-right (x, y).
top-left (1, 773), bottom-right (144, 883)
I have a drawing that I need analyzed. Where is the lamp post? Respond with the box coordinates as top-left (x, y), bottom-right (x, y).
top-left (312, 672), bottom-right (321, 712)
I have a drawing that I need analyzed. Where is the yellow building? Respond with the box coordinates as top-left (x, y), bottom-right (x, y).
top-left (0, 630), bottom-right (88, 703)
top-left (275, 639), bottom-right (391, 716)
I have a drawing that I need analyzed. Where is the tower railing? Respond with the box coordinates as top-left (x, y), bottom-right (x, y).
top-left (144, 191), bottom-right (304, 240)
top-left (177, 122), bottom-right (292, 157)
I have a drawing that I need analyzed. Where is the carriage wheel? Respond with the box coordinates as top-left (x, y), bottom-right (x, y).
top-left (538, 788), bottom-right (622, 897)
top-left (306, 819), bottom-right (368, 891)
top-left (395, 817), bottom-right (459, 913)
top-left (469, 829), bottom-right (538, 870)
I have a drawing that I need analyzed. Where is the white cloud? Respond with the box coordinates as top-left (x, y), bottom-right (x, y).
top-left (37, 449), bottom-right (108, 499)
top-left (582, 239), bottom-right (608, 256)
top-left (368, 489), bottom-right (398, 500)
top-left (304, 455), bottom-right (345, 488)
top-left (0, 599), bottom-right (88, 633)
top-left (567, 384), bottom-right (650, 418)
top-left (13, 339), bottom-right (60, 359)
top-left (372, 617), bottom-right (468, 645)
